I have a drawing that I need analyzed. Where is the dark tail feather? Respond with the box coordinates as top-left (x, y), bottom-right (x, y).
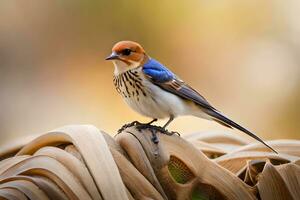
top-left (205, 109), bottom-right (278, 154)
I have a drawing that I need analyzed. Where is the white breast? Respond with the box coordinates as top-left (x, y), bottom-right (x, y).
top-left (114, 67), bottom-right (194, 119)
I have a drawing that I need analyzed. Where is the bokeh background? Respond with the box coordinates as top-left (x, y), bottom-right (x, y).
top-left (1, 0), bottom-right (299, 145)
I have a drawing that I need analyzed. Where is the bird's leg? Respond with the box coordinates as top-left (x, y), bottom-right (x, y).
top-left (136, 116), bottom-right (174, 133)
top-left (162, 116), bottom-right (174, 129)
top-left (160, 116), bottom-right (180, 136)
top-left (147, 116), bottom-right (175, 136)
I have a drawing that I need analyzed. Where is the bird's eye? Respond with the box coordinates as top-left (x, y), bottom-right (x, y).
top-left (122, 49), bottom-right (132, 56)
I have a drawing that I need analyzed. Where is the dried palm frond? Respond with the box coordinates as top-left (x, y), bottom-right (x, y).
top-left (0, 125), bottom-right (299, 200)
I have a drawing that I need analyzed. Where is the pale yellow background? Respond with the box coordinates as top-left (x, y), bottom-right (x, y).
top-left (0, 0), bottom-right (299, 145)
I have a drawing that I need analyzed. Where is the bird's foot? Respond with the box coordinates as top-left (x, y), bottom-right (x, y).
top-left (135, 124), bottom-right (180, 137)
top-left (158, 129), bottom-right (180, 136)
top-left (118, 119), bottom-right (158, 134)
top-left (118, 120), bottom-right (180, 144)
top-left (117, 121), bottom-right (142, 134)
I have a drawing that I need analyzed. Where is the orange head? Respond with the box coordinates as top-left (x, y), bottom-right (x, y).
top-left (106, 41), bottom-right (148, 69)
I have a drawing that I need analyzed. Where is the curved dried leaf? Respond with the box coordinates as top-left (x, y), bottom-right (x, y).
top-left (1, 175), bottom-right (68, 200)
top-left (34, 146), bottom-right (101, 200)
top-left (216, 151), bottom-right (291, 173)
top-left (17, 125), bottom-right (128, 200)
top-left (64, 145), bottom-right (84, 162)
top-left (0, 156), bottom-right (30, 175)
top-left (102, 132), bottom-right (127, 155)
top-left (258, 162), bottom-right (294, 200)
top-left (0, 135), bottom-right (39, 160)
top-left (276, 163), bottom-right (300, 199)
top-left (232, 140), bottom-right (300, 156)
top-left (0, 155), bottom-right (91, 200)
top-left (0, 179), bottom-right (49, 200)
top-left (110, 148), bottom-right (165, 200)
top-left (0, 188), bottom-right (28, 200)
top-left (115, 131), bottom-right (168, 199)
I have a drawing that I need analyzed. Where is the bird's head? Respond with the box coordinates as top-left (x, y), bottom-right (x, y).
top-left (106, 41), bottom-right (148, 74)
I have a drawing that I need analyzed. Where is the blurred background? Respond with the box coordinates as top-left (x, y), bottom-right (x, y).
top-left (0, 0), bottom-right (299, 145)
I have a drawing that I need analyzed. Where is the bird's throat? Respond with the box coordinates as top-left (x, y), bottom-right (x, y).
top-left (113, 60), bottom-right (141, 75)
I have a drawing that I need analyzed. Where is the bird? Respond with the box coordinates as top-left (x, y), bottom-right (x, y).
top-left (105, 40), bottom-right (277, 153)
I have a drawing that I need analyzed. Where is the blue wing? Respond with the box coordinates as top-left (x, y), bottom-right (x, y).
top-left (142, 58), bottom-right (216, 111)
top-left (142, 59), bottom-right (175, 82)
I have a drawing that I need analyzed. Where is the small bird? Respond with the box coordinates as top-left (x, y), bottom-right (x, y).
top-left (106, 40), bottom-right (277, 153)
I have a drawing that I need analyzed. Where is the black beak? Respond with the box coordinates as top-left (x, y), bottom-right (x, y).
top-left (105, 52), bottom-right (119, 60)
